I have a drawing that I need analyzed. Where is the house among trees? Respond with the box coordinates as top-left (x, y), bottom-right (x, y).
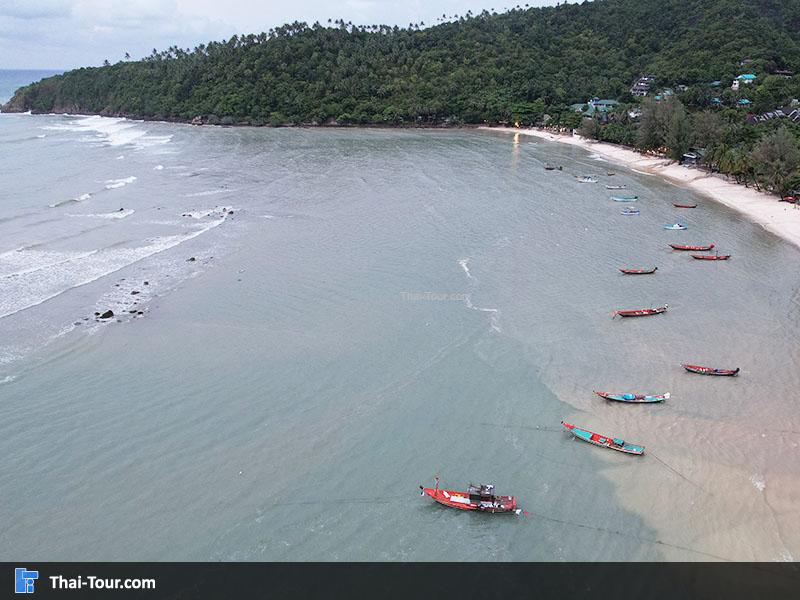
top-left (774, 69), bottom-right (795, 78)
top-left (630, 75), bottom-right (655, 96)
top-left (731, 73), bottom-right (756, 90)
top-left (570, 97), bottom-right (619, 116)
top-left (746, 106), bottom-right (800, 125)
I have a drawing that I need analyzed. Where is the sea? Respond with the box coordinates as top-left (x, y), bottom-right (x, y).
top-left (1, 79), bottom-right (799, 560)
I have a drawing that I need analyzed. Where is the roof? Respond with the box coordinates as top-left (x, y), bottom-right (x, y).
top-left (710, 81), bottom-right (722, 86)
top-left (738, 99), bottom-right (752, 105)
top-left (736, 74), bottom-right (757, 80)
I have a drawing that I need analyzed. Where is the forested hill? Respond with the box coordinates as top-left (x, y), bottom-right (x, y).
top-left (4, 0), bottom-right (800, 125)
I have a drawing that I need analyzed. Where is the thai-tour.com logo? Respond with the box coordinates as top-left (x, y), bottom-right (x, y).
top-left (15, 568), bottom-right (38, 594)
top-left (14, 567), bottom-right (156, 593)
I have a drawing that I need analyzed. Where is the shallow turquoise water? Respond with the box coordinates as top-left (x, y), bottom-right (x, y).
top-left (1, 117), bottom-right (799, 560)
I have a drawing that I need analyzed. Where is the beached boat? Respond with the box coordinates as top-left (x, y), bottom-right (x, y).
top-left (669, 243), bottom-right (714, 251)
top-left (621, 207), bottom-right (640, 215)
top-left (544, 164), bottom-right (562, 171)
top-left (607, 172), bottom-right (616, 176)
top-left (613, 304), bottom-right (668, 317)
top-left (691, 253), bottom-right (730, 260)
top-left (594, 390), bottom-right (669, 403)
top-left (606, 184), bottom-right (626, 190)
top-left (419, 479), bottom-right (521, 514)
top-left (663, 223), bottom-right (687, 230)
top-left (576, 176), bottom-right (598, 183)
top-left (612, 195), bottom-right (638, 202)
top-left (673, 203), bottom-right (697, 208)
top-left (619, 267), bottom-right (656, 274)
top-left (682, 364), bottom-right (740, 376)
top-left (561, 422), bottom-right (644, 455)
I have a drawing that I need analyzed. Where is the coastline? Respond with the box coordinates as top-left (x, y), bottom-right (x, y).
top-left (481, 126), bottom-right (800, 251)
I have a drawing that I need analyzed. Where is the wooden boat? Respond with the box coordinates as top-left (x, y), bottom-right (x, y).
top-left (419, 479), bottom-right (521, 514)
top-left (613, 304), bottom-right (668, 318)
top-left (576, 176), bottom-right (598, 183)
top-left (691, 253), bottom-right (730, 260)
top-left (673, 203), bottom-right (697, 208)
top-left (780, 196), bottom-right (796, 203)
top-left (561, 421), bottom-right (644, 455)
top-left (663, 223), bottom-right (687, 230)
top-left (594, 390), bottom-right (669, 403)
top-left (669, 243), bottom-right (714, 251)
top-left (612, 195), bottom-right (638, 202)
top-left (606, 172), bottom-right (616, 176)
top-left (682, 364), bottom-right (740, 376)
top-left (606, 184), bottom-right (626, 190)
top-left (621, 207), bottom-right (640, 215)
top-left (619, 267), bottom-right (657, 274)
top-left (544, 164), bottom-right (562, 171)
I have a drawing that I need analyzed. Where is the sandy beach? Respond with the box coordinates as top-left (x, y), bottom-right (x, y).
top-left (482, 126), bottom-right (800, 250)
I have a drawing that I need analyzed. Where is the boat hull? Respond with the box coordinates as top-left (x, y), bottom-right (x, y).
top-left (691, 254), bottom-right (730, 260)
top-left (682, 364), bottom-right (739, 376)
top-left (673, 203), bottom-right (697, 208)
top-left (614, 305), bottom-right (668, 317)
top-left (619, 267), bottom-right (656, 274)
top-left (594, 390), bottom-right (669, 403)
top-left (670, 244), bottom-right (714, 251)
top-left (562, 421), bottom-right (644, 455)
top-left (420, 487), bottom-right (518, 514)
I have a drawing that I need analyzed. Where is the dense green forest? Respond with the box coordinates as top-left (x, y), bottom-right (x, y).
top-left (5, 0), bottom-right (800, 193)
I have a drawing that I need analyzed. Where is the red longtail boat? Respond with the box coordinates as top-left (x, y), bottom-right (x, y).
top-left (691, 253), bottom-right (730, 260)
top-left (669, 243), bottom-right (714, 251)
top-left (619, 267), bottom-right (657, 274)
top-left (419, 479), bottom-right (522, 514)
top-left (561, 422), bottom-right (645, 455)
top-left (673, 203), bottom-right (698, 208)
top-left (613, 304), bottom-right (668, 318)
top-left (682, 364), bottom-right (740, 376)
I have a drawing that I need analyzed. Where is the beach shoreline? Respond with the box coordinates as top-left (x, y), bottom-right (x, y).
top-left (481, 126), bottom-right (800, 251)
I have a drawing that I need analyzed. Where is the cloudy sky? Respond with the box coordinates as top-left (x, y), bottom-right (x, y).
top-left (0, 0), bottom-right (566, 70)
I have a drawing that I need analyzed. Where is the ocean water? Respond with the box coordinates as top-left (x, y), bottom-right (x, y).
top-left (1, 115), bottom-right (799, 561)
top-left (0, 70), bottom-right (63, 105)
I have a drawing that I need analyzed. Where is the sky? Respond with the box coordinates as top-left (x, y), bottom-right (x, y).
top-left (0, 0), bottom-right (568, 70)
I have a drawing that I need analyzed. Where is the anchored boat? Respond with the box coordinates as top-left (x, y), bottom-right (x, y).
top-left (691, 253), bottom-right (730, 260)
top-left (682, 364), bottom-right (740, 376)
top-left (612, 195), bottom-right (638, 202)
top-left (562, 422), bottom-right (644, 455)
top-left (419, 479), bottom-right (522, 514)
top-left (670, 243), bottom-right (714, 251)
top-left (613, 304), bottom-right (668, 317)
top-left (606, 184), bottom-right (626, 190)
top-left (621, 207), bottom-right (640, 215)
top-left (577, 176), bottom-right (598, 183)
top-left (619, 267), bottom-right (657, 274)
top-left (673, 203), bottom-right (697, 208)
top-left (663, 223), bottom-right (687, 230)
top-left (594, 391), bottom-right (669, 403)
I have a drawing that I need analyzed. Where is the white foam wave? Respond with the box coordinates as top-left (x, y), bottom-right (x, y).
top-left (185, 189), bottom-right (231, 198)
top-left (36, 134), bottom-right (46, 138)
top-left (68, 209), bottom-right (135, 220)
top-left (458, 258), bottom-right (475, 280)
top-left (154, 165), bottom-right (164, 170)
top-left (0, 248), bottom-right (100, 278)
top-left (0, 218), bottom-right (226, 320)
top-left (750, 474), bottom-right (766, 492)
top-left (116, 155), bottom-right (125, 160)
top-left (464, 295), bottom-right (501, 332)
top-left (42, 115), bottom-right (172, 149)
top-left (182, 206), bottom-right (232, 219)
top-left (105, 176), bottom-right (137, 189)
top-left (0, 375), bottom-right (15, 384)
top-left (50, 192), bottom-right (92, 208)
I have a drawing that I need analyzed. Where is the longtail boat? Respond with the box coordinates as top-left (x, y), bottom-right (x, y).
top-left (594, 390), bottom-right (669, 403)
top-left (691, 253), bottom-right (730, 260)
top-left (612, 195), bottom-right (638, 202)
top-left (577, 176), bottom-right (598, 183)
top-left (663, 223), bottom-right (687, 230)
top-left (606, 184), bottom-right (626, 190)
top-left (670, 243), bottom-right (714, 251)
top-left (544, 164), bottom-right (562, 171)
top-left (621, 207), bottom-right (640, 215)
top-left (561, 421), bottom-right (644, 455)
top-left (682, 364), bottom-right (740, 376)
top-left (613, 304), bottom-right (668, 318)
top-left (419, 479), bottom-right (522, 514)
top-left (619, 267), bottom-right (657, 274)
top-left (673, 203), bottom-right (697, 208)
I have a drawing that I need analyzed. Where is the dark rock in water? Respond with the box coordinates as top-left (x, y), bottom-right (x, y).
top-left (98, 310), bottom-right (114, 319)
top-left (137, 311), bottom-right (144, 315)
top-left (129, 309), bottom-right (138, 314)
top-left (143, 281), bottom-right (149, 285)
top-left (114, 284), bottom-right (120, 287)
top-left (131, 290), bottom-right (140, 295)
top-left (228, 210), bottom-right (234, 215)
top-left (74, 321), bottom-right (82, 326)
top-left (94, 312), bottom-right (100, 316)
top-left (187, 257), bottom-right (196, 262)
top-left (118, 207), bottom-right (124, 212)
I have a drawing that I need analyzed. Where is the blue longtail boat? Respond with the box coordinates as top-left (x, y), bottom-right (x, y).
top-left (594, 390), bottom-right (669, 403)
top-left (561, 421), bottom-right (644, 455)
top-left (612, 195), bottom-right (638, 202)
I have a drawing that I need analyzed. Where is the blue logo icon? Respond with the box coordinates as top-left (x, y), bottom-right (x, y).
top-left (15, 568), bottom-right (38, 594)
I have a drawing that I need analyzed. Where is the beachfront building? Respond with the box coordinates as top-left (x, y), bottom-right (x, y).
top-left (570, 97), bottom-right (619, 117)
top-left (732, 74), bottom-right (756, 91)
